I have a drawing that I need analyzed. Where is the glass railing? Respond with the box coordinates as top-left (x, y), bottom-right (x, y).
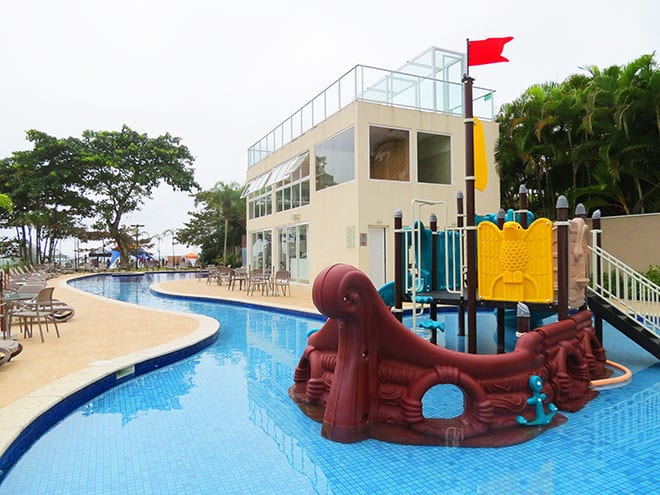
top-left (248, 64), bottom-right (496, 167)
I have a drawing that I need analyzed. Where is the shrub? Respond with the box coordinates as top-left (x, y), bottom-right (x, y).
top-left (643, 265), bottom-right (660, 286)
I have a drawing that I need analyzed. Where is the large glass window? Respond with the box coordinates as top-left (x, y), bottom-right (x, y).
top-left (277, 224), bottom-right (309, 283)
top-left (315, 127), bottom-right (355, 191)
top-left (250, 230), bottom-right (272, 272)
top-left (417, 132), bottom-right (451, 184)
top-left (369, 126), bottom-right (410, 181)
top-left (248, 187), bottom-right (272, 219)
top-left (275, 153), bottom-right (310, 212)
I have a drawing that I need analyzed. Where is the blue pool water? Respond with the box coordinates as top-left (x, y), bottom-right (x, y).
top-left (1, 272), bottom-right (658, 494)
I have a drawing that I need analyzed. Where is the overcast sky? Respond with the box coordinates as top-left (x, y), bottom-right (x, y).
top-left (1, 0), bottom-right (657, 255)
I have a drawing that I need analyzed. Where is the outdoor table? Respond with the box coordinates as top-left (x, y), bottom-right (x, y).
top-left (1, 292), bottom-right (38, 339)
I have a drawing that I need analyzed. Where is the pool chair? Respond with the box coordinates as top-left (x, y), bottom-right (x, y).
top-left (206, 266), bottom-right (220, 285)
top-left (10, 287), bottom-right (61, 343)
top-left (247, 269), bottom-right (271, 296)
top-left (0, 339), bottom-right (23, 366)
top-left (272, 270), bottom-right (291, 296)
top-left (47, 297), bottom-right (76, 322)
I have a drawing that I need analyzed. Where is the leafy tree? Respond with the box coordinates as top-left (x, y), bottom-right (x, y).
top-left (79, 125), bottom-right (199, 267)
top-left (0, 194), bottom-right (12, 213)
top-left (0, 130), bottom-right (91, 264)
top-left (495, 54), bottom-right (659, 217)
top-left (177, 181), bottom-right (245, 265)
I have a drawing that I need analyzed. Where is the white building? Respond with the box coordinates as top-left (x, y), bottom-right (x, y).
top-left (243, 47), bottom-right (501, 287)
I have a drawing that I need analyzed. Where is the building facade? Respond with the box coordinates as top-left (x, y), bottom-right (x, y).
top-left (242, 47), bottom-right (501, 287)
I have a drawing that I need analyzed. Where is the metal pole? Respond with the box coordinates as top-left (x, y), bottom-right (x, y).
top-left (463, 74), bottom-right (477, 354)
top-left (394, 210), bottom-right (403, 323)
top-left (519, 184), bottom-right (528, 229)
top-left (556, 196), bottom-right (569, 320)
top-left (496, 210), bottom-right (506, 352)
top-left (517, 302), bottom-right (531, 335)
top-left (497, 208), bottom-right (505, 229)
top-left (592, 210), bottom-right (603, 342)
top-left (429, 213), bottom-right (438, 344)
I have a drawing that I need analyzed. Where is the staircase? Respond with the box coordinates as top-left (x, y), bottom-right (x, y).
top-left (588, 239), bottom-right (660, 359)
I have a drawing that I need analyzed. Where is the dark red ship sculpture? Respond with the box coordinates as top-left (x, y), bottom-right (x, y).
top-left (290, 263), bottom-right (607, 447)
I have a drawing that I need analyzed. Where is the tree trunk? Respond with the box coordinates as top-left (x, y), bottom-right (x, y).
top-left (223, 217), bottom-right (228, 263)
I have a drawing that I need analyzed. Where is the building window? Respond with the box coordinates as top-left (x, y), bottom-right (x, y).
top-left (250, 230), bottom-right (272, 272)
top-left (277, 224), bottom-right (309, 283)
top-left (417, 132), bottom-right (451, 184)
top-left (248, 187), bottom-right (272, 219)
top-left (369, 126), bottom-right (410, 181)
top-left (275, 153), bottom-right (310, 212)
top-left (315, 127), bottom-right (355, 191)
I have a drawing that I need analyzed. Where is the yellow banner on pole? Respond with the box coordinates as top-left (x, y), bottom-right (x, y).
top-left (474, 116), bottom-right (488, 191)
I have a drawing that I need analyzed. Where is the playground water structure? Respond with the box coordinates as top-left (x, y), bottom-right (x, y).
top-left (285, 193), bottom-right (659, 448)
top-left (0, 272), bottom-right (657, 494)
top-left (381, 195), bottom-right (659, 358)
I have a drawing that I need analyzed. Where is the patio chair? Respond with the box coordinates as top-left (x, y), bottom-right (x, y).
top-left (207, 266), bottom-right (220, 285)
top-left (247, 269), bottom-right (271, 296)
top-left (272, 270), bottom-right (291, 296)
top-left (218, 267), bottom-right (233, 287)
top-left (11, 287), bottom-right (61, 343)
top-left (229, 268), bottom-right (248, 291)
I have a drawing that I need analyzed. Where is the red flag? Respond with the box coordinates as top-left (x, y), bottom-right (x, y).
top-left (468, 37), bottom-right (514, 66)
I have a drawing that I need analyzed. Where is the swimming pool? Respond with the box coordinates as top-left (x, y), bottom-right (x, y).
top-left (0, 273), bottom-right (658, 494)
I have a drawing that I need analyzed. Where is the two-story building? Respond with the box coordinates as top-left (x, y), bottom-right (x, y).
top-left (242, 46), bottom-right (501, 288)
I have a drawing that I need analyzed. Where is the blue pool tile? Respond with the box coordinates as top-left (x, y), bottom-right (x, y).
top-left (0, 272), bottom-right (658, 494)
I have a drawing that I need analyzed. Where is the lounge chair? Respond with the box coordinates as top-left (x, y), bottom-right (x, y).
top-left (0, 339), bottom-right (23, 366)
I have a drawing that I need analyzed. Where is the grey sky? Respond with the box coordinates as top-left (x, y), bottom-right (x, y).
top-left (1, 0), bottom-right (657, 255)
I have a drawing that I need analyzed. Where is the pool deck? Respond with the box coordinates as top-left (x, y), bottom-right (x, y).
top-left (0, 272), bottom-right (317, 458)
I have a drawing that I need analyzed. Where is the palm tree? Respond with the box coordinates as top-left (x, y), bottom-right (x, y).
top-left (192, 182), bottom-right (244, 264)
top-left (162, 228), bottom-right (178, 268)
top-left (496, 53), bottom-right (659, 216)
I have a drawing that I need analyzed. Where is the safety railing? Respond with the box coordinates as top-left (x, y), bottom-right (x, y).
top-left (404, 199), bottom-right (469, 329)
top-left (248, 64), bottom-right (496, 167)
top-left (444, 225), bottom-right (465, 296)
top-left (589, 231), bottom-right (660, 339)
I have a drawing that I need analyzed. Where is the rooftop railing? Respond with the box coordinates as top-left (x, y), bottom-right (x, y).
top-left (248, 64), bottom-right (496, 167)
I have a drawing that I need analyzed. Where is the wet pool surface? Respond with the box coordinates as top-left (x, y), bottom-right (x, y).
top-left (0, 273), bottom-right (657, 494)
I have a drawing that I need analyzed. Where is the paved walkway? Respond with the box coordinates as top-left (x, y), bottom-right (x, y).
top-left (0, 272), bottom-right (317, 457)
top-left (160, 276), bottom-right (318, 313)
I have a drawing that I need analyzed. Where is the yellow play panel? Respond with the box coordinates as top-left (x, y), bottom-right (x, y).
top-left (477, 219), bottom-right (554, 303)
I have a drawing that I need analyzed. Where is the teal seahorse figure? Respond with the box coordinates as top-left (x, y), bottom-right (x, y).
top-left (516, 375), bottom-right (558, 426)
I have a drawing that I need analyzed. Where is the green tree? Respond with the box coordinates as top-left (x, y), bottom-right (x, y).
top-left (178, 181), bottom-right (245, 265)
top-left (0, 130), bottom-right (91, 264)
top-left (80, 125), bottom-right (199, 268)
top-left (496, 54), bottom-right (659, 216)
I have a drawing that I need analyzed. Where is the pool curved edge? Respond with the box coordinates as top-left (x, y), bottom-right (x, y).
top-left (0, 276), bottom-right (220, 482)
top-left (150, 281), bottom-right (326, 322)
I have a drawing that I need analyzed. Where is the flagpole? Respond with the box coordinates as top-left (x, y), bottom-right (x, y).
top-left (463, 54), bottom-right (477, 354)
top-left (461, 35), bottom-right (513, 353)
top-left (466, 38), bottom-right (470, 77)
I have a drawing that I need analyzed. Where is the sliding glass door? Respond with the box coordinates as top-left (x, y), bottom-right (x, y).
top-left (277, 224), bottom-right (309, 283)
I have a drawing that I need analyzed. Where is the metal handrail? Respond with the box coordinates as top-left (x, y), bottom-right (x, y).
top-left (247, 63), bottom-right (496, 167)
top-left (589, 235), bottom-right (660, 339)
top-left (444, 226), bottom-right (465, 295)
